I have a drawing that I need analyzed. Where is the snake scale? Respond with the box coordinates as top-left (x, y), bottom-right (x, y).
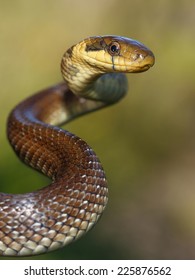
top-left (0, 35), bottom-right (154, 256)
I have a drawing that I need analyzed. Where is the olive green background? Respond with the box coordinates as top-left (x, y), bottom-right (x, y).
top-left (0, 0), bottom-right (195, 259)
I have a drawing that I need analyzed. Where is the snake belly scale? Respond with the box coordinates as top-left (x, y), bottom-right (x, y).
top-left (0, 35), bottom-right (154, 256)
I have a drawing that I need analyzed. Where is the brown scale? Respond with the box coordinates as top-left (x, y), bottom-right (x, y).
top-left (0, 84), bottom-right (108, 256)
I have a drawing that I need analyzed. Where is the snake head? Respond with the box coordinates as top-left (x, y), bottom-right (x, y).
top-left (61, 35), bottom-right (155, 102)
top-left (83, 35), bottom-right (155, 73)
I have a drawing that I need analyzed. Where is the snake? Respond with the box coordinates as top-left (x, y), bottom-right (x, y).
top-left (0, 35), bottom-right (154, 256)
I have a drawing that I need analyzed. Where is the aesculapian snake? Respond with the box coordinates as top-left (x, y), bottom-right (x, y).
top-left (0, 35), bottom-right (155, 256)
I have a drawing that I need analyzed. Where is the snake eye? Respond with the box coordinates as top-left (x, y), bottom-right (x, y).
top-left (108, 42), bottom-right (120, 55)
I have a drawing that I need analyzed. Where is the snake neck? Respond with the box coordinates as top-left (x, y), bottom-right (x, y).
top-left (61, 47), bottom-right (128, 105)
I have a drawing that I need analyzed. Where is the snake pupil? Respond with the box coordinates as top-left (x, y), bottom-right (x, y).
top-left (109, 42), bottom-right (120, 55)
top-left (111, 45), bottom-right (117, 52)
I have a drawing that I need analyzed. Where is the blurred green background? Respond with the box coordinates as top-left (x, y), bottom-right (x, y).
top-left (0, 0), bottom-right (195, 260)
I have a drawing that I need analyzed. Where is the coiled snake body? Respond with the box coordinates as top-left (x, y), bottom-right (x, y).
top-left (0, 36), bottom-right (154, 256)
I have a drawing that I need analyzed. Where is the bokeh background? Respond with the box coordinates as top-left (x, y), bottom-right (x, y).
top-left (0, 0), bottom-right (195, 260)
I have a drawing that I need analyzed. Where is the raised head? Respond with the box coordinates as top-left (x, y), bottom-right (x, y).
top-left (61, 35), bottom-right (155, 103)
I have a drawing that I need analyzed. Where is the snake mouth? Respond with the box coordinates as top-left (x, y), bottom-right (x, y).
top-left (138, 62), bottom-right (154, 72)
top-left (110, 58), bottom-right (154, 73)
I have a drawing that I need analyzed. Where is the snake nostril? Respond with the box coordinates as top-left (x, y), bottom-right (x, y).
top-left (139, 54), bottom-right (145, 60)
top-left (131, 53), bottom-right (140, 61)
top-left (131, 52), bottom-right (145, 61)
